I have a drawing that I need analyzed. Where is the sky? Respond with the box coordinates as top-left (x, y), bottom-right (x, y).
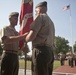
top-left (0, 0), bottom-right (76, 55)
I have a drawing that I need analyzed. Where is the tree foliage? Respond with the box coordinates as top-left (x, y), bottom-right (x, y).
top-left (55, 36), bottom-right (69, 54)
top-left (0, 44), bottom-right (3, 55)
top-left (73, 41), bottom-right (76, 52)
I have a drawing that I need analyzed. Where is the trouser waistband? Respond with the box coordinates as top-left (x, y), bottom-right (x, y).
top-left (33, 44), bottom-right (51, 48)
top-left (3, 50), bottom-right (18, 55)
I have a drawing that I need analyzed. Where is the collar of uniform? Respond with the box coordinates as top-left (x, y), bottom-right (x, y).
top-left (8, 26), bottom-right (16, 31)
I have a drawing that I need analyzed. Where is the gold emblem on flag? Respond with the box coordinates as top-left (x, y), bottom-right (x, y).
top-left (29, 0), bottom-right (33, 5)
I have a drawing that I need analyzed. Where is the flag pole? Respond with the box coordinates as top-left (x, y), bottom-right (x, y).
top-left (69, 5), bottom-right (74, 53)
top-left (24, 42), bottom-right (27, 75)
top-left (23, 42), bottom-right (30, 75)
top-left (24, 52), bottom-right (27, 75)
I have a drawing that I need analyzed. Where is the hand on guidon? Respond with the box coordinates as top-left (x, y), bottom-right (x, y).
top-left (23, 32), bottom-right (28, 37)
top-left (22, 43), bottom-right (30, 53)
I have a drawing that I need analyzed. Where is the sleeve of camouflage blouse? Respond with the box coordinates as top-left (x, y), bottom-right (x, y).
top-left (0, 27), bottom-right (9, 44)
top-left (30, 15), bottom-right (43, 34)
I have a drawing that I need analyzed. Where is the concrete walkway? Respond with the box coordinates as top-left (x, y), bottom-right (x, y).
top-left (18, 69), bottom-right (31, 75)
top-left (18, 69), bottom-right (76, 75)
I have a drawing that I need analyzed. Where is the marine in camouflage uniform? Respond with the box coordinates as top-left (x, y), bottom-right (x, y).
top-left (25, 1), bottom-right (55, 75)
top-left (0, 12), bottom-right (28, 75)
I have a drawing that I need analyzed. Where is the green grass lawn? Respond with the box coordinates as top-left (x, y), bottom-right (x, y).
top-left (53, 60), bottom-right (60, 69)
top-left (19, 59), bottom-right (31, 69)
top-left (19, 59), bottom-right (61, 70)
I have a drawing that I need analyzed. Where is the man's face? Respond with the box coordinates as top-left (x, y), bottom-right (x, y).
top-left (35, 6), bottom-right (47, 16)
top-left (9, 16), bottom-right (18, 26)
top-left (35, 7), bottom-right (41, 16)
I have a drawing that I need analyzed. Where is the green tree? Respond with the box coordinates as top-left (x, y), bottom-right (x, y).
top-left (55, 36), bottom-right (69, 54)
top-left (73, 41), bottom-right (76, 52)
top-left (0, 44), bottom-right (3, 55)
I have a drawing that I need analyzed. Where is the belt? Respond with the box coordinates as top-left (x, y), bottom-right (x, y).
top-left (33, 44), bottom-right (51, 48)
top-left (3, 50), bottom-right (18, 55)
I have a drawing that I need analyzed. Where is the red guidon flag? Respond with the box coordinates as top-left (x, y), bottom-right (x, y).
top-left (19, 0), bottom-right (33, 49)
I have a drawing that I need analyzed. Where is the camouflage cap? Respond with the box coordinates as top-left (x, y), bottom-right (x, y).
top-left (35, 1), bottom-right (47, 8)
top-left (9, 12), bottom-right (19, 18)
